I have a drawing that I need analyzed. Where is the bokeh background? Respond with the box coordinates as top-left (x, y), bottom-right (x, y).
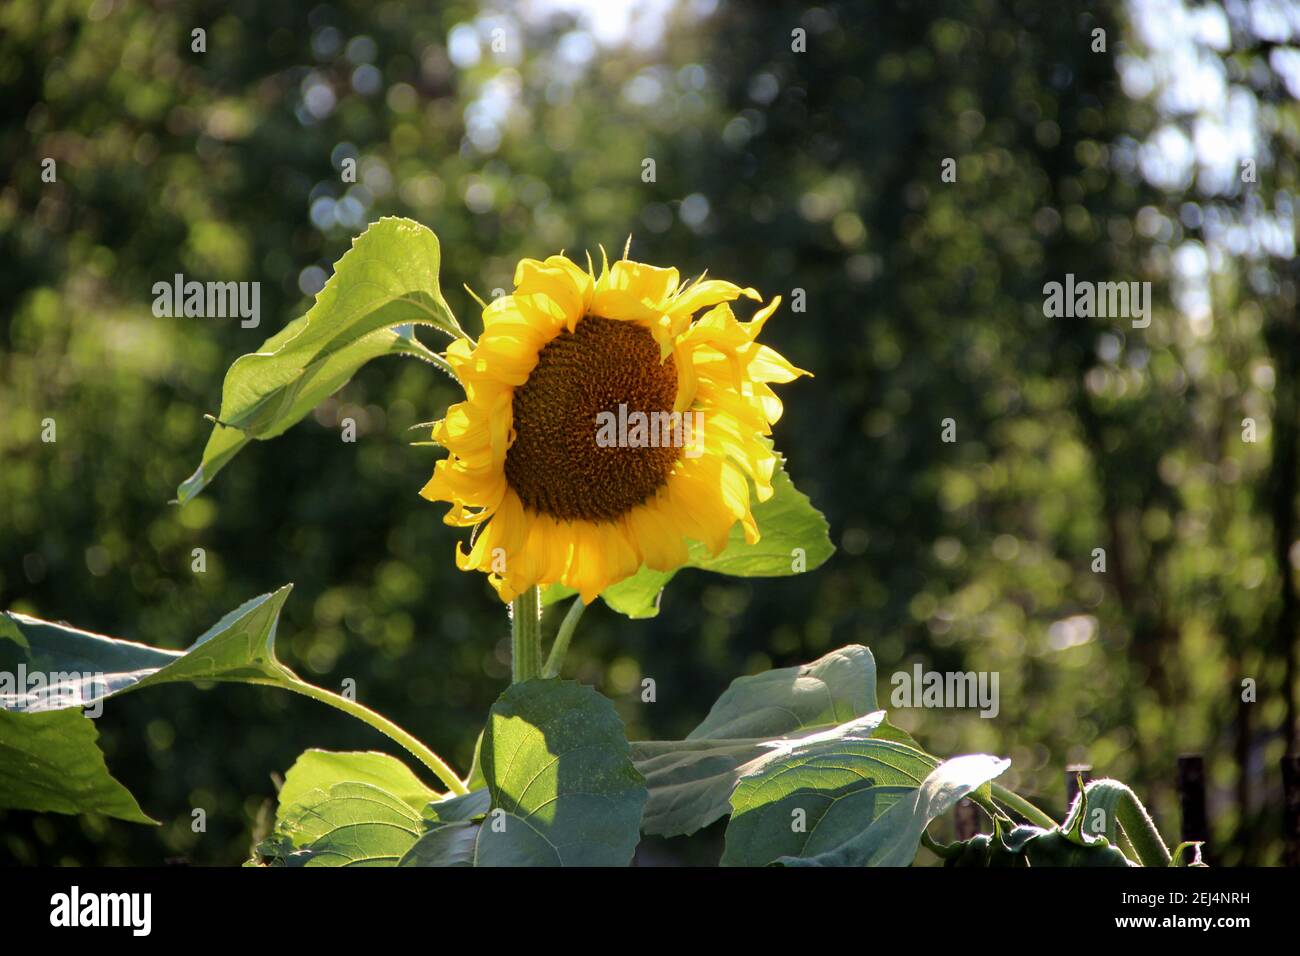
top-left (2, 0), bottom-right (1299, 866)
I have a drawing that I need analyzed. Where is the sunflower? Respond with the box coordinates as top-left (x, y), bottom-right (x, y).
top-left (419, 250), bottom-right (808, 603)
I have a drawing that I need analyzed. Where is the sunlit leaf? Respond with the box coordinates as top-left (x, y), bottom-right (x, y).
top-left (0, 587), bottom-right (453, 822)
top-left (545, 460), bottom-right (833, 618)
top-left (632, 645), bottom-right (923, 837)
top-left (0, 709), bottom-right (154, 825)
top-left (177, 217), bottom-right (461, 503)
top-left (400, 679), bottom-right (647, 866)
top-left (772, 753), bottom-right (1011, 867)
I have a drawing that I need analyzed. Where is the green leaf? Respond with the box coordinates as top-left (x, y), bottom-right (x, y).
top-left (720, 737), bottom-right (942, 866)
top-left (177, 217), bottom-right (463, 503)
top-left (1, 587), bottom-right (456, 821)
top-left (775, 753), bottom-right (1011, 867)
top-left (0, 709), bottom-right (155, 824)
top-left (545, 568), bottom-right (671, 620)
top-left (255, 781), bottom-right (426, 867)
top-left (1011, 827), bottom-right (1133, 866)
top-left (0, 589), bottom-right (293, 822)
top-left (423, 788), bottom-right (491, 824)
top-left (949, 780), bottom-right (1154, 868)
top-left (0, 588), bottom-right (296, 714)
top-left (399, 679), bottom-right (647, 866)
top-left (689, 644), bottom-right (876, 739)
top-left (256, 757), bottom-right (483, 868)
top-left (462, 728), bottom-right (487, 791)
top-left (688, 460), bottom-right (835, 577)
top-left (276, 749), bottom-right (440, 818)
top-left (544, 460), bottom-right (834, 618)
top-left (633, 645), bottom-right (911, 837)
top-left (945, 821), bottom-right (1134, 867)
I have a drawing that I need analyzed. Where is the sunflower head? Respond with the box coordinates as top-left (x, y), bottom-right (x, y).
top-left (420, 250), bottom-right (808, 603)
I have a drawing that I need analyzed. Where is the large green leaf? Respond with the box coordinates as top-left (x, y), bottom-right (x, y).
top-left (775, 753), bottom-right (1011, 867)
top-left (0, 588), bottom-right (296, 713)
top-left (632, 645), bottom-right (911, 837)
top-left (255, 781), bottom-right (426, 867)
top-left (275, 749), bottom-right (440, 817)
top-left (255, 753), bottom-right (484, 867)
top-left (688, 643), bottom-right (876, 739)
top-left (0, 589), bottom-right (292, 821)
top-left (720, 738), bottom-right (944, 866)
top-left (398, 821), bottom-right (483, 866)
top-left (399, 679), bottom-right (647, 866)
top-left (544, 460), bottom-right (834, 618)
top-left (0, 709), bottom-right (154, 824)
top-left (0, 590), bottom-right (299, 822)
top-left (0, 587), bottom-right (453, 822)
top-left (176, 217), bottom-right (463, 503)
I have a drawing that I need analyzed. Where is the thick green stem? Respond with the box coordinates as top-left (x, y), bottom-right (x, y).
top-left (543, 597), bottom-right (586, 678)
top-left (511, 587), bottom-right (543, 683)
top-left (991, 783), bottom-right (1058, 830)
top-left (1099, 782), bottom-right (1173, 867)
top-left (282, 677), bottom-right (467, 796)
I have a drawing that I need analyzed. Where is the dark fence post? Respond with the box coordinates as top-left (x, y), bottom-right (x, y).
top-left (1283, 755), bottom-right (1300, 867)
top-left (1176, 754), bottom-right (1208, 842)
top-left (1065, 763), bottom-right (1092, 814)
top-left (1176, 754), bottom-right (1210, 864)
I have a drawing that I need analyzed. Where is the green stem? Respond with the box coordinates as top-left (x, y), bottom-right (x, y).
top-left (282, 677), bottom-right (468, 796)
top-left (968, 789), bottom-right (1011, 825)
top-left (511, 587), bottom-right (543, 683)
top-left (991, 783), bottom-right (1058, 830)
top-left (1102, 783), bottom-right (1173, 867)
top-left (921, 830), bottom-right (961, 860)
top-left (543, 597), bottom-right (586, 678)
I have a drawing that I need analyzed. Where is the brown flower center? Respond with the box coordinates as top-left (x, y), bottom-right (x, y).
top-left (505, 315), bottom-right (680, 522)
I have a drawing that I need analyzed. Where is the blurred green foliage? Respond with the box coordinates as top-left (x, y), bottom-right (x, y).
top-left (1, 0), bottom-right (1297, 865)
